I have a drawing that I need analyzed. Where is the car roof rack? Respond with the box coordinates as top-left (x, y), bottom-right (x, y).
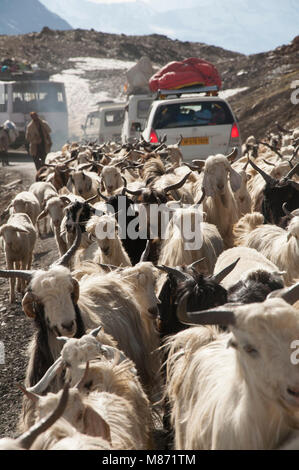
top-left (156, 85), bottom-right (219, 99)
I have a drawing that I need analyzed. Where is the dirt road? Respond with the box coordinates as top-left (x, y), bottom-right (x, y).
top-left (0, 161), bottom-right (59, 438)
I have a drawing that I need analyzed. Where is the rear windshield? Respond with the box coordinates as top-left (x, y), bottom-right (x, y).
top-left (153, 101), bottom-right (234, 129)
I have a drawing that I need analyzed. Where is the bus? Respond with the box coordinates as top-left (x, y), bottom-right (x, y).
top-left (0, 70), bottom-right (68, 150)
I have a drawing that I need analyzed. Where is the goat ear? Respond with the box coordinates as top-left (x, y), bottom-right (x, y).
top-left (0, 224), bottom-right (7, 236)
top-left (22, 291), bottom-right (37, 318)
top-left (202, 172), bottom-right (214, 197)
top-left (66, 177), bottom-right (73, 191)
top-left (37, 209), bottom-right (48, 222)
top-left (83, 405), bottom-right (111, 443)
top-left (72, 278), bottom-right (80, 304)
top-left (229, 167), bottom-right (242, 192)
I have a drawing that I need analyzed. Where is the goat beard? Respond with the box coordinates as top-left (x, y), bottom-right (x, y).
top-left (28, 301), bottom-right (86, 387)
top-left (220, 192), bottom-right (229, 208)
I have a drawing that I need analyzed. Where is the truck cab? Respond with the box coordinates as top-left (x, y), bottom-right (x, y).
top-left (82, 102), bottom-right (125, 143)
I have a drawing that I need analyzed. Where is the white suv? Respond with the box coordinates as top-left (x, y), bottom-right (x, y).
top-left (142, 87), bottom-right (242, 161)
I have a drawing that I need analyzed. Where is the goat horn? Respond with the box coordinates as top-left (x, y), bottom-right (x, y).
top-left (53, 225), bottom-right (82, 268)
top-left (16, 381), bottom-right (70, 450)
top-left (0, 270), bottom-right (34, 281)
top-left (85, 194), bottom-right (99, 204)
top-left (212, 258), bottom-right (240, 284)
top-left (177, 293), bottom-right (236, 326)
top-left (183, 162), bottom-right (202, 171)
top-left (163, 171), bottom-right (192, 193)
top-left (122, 187), bottom-right (143, 196)
top-left (191, 160), bottom-right (206, 169)
top-left (267, 281), bottom-right (299, 305)
top-left (188, 258), bottom-right (205, 270)
top-left (155, 265), bottom-right (191, 282)
top-left (99, 263), bottom-right (122, 271)
top-left (97, 187), bottom-right (109, 201)
top-left (282, 202), bottom-right (294, 218)
top-left (121, 176), bottom-right (128, 195)
top-left (247, 158), bottom-right (277, 186)
top-left (196, 187), bottom-right (205, 205)
top-left (282, 162), bottom-right (299, 181)
top-left (89, 326), bottom-right (102, 337)
top-left (139, 240), bottom-right (150, 262)
top-left (27, 357), bottom-right (64, 394)
top-left (262, 159), bottom-right (276, 167)
top-left (226, 147), bottom-right (238, 162)
top-left (86, 158), bottom-right (104, 169)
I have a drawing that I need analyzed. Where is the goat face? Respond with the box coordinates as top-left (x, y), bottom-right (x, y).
top-left (46, 197), bottom-right (65, 228)
top-left (70, 172), bottom-right (92, 197)
top-left (101, 166), bottom-right (122, 194)
top-left (27, 267), bottom-right (79, 337)
top-left (37, 388), bottom-right (111, 441)
top-left (228, 298), bottom-right (299, 409)
top-left (64, 202), bottom-right (95, 233)
top-left (202, 155), bottom-right (242, 198)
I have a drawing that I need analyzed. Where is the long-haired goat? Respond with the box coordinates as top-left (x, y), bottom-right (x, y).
top-left (195, 149), bottom-right (243, 248)
top-left (158, 204), bottom-right (224, 276)
top-left (165, 282), bottom-right (299, 449)
top-left (233, 212), bottom-right (299, 285)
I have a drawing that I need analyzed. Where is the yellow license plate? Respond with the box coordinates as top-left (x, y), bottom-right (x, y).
top-left (181, 136), bottom-right (209, 145)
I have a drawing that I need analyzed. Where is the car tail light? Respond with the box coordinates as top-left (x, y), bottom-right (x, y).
top-left (150, 129), bottom-right (159, 143)
top-left (230, 122), bottom-right (240, 139)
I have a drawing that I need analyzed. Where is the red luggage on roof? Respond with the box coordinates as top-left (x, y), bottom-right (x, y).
top-left (149, 57), bottom-right (222, 92)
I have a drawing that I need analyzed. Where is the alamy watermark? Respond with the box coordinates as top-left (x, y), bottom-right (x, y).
top-left (0, 341), bottom-right (5, 365)
top-left (290, 80), bottom-right (299, 105)
top-left (93, 198), bottom-right (204, 251)
top-left (290, 340), bottom-right (299, 365)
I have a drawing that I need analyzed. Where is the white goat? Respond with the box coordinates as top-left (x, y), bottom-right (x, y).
top-left (196, 151), bottom-right (242, 248)
top-left (158, 204), bottom-right (224, 276)
top-left (86, 214), bottom-right (132, 267)
top-left (7, 191), bottom-right (41, 226)
top-left (68, 170), bottom-right (101, 200)
top-left (28, 181), bottom-right (58, 236)
top-left (0, 213), bottom-right (36, 302)
top-left (165, 284), bottom-right (299, 449)
top-left (100, 165), bottom-right (124, 195)
top-left (233, 212), bottom-right (299, 285)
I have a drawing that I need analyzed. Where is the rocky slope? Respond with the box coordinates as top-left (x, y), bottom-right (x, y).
top-left (0, 28), bottom-right (298, 140)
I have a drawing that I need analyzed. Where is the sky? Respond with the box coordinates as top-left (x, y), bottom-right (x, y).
top-left (88, 0), bottom-right (198, 9)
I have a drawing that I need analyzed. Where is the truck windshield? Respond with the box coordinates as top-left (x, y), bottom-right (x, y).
top-left (153, 101), bottom-right (234, 129)
top-left (12, 82), bottom-right (67, 113)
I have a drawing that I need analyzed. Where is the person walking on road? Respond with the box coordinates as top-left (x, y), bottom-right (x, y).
top-left (25, 111), bottom-right (52, 170)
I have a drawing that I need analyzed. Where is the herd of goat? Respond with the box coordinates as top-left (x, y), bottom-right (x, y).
top-left (0, 122), bottom-right (299, 450)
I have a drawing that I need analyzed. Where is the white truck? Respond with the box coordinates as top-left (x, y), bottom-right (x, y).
top-left (82, 101), bottom-right (126, 143)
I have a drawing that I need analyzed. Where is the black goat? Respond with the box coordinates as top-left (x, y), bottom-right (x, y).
top-left (97, 190), bottom-right (148, 265)
top-left (248, 158), bottom-right (299, 225)
top-left (227, 269), bottom-right (284, 304)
